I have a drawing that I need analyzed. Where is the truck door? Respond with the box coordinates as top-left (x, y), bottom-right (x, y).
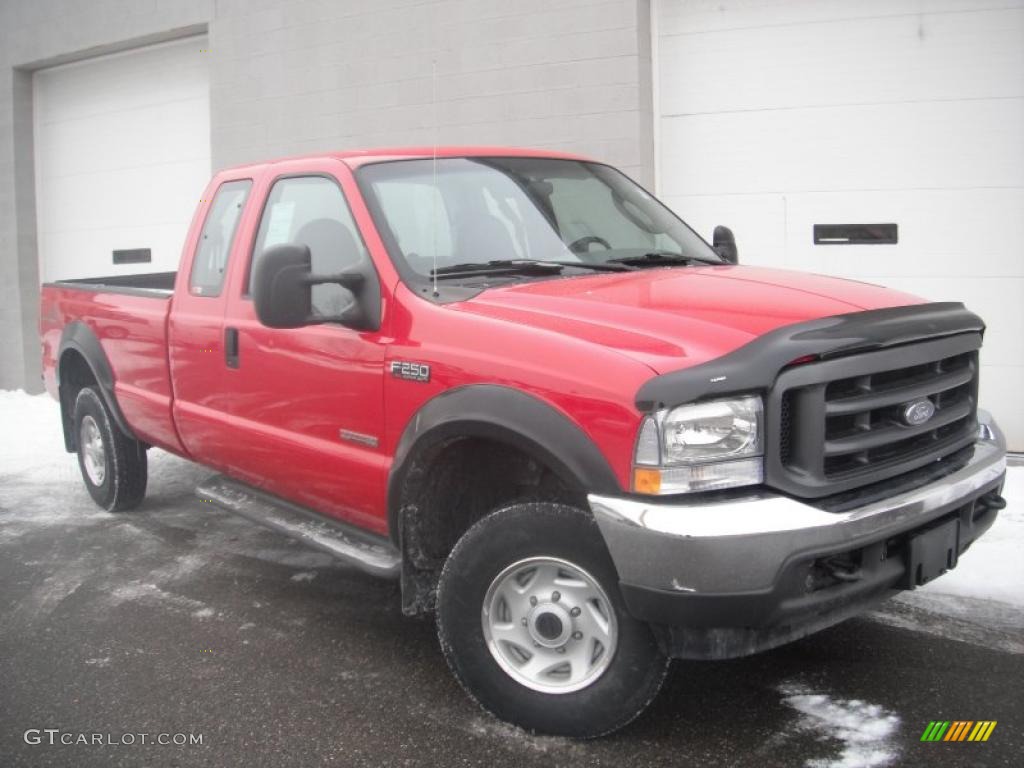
top-left (168, 177), bottom-right (254, 466)
top-left (218, 164), bottom-right (389, 534)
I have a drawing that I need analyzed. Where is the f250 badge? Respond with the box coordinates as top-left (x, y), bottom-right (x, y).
top-left (390, 360), bottom-right (431, 383)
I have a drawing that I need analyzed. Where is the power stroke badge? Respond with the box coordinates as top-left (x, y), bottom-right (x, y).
top-left (390, 360), bottom-right (431, 383)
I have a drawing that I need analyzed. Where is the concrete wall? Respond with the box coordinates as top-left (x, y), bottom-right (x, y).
top-left (210, 0), bottom-right (655, 181)
top-left (0, 0), bottom-right (653, 393)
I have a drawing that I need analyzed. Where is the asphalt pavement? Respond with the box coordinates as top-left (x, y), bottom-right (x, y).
top-left (1, 449), bottom-right (1021, 768)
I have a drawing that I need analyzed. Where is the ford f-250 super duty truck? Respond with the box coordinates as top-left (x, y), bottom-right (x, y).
top-left (41, 147), bottom-right (1007, 737)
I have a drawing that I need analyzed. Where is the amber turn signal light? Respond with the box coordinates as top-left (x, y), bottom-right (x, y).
top-left (633, 468), bottom-right (662, 495)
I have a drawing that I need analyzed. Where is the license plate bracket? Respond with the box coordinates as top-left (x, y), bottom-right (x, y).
top-left (905, 517), bottom-right (960, 588)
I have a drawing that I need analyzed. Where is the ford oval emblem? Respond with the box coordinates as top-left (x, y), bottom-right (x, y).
top-left (902, 398), bottom-right (936, 427)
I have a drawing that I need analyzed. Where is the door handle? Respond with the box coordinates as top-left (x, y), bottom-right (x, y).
top-left (225, 327), bottom-right (240, 369)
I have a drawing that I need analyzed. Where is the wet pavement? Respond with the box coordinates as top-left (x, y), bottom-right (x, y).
top-left (2, 447), bottom-right (1022, 768)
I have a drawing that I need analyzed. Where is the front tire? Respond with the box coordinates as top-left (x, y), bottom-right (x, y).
top-left (73, 387), bottom-right (147, 511)
top-left (436, 503), bottom-right (669, 738)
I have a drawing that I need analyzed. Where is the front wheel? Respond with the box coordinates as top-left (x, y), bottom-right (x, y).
top-left (73, 387), bottom-right (148, 511)
top-left (436, 503), bottom-right (669, 738)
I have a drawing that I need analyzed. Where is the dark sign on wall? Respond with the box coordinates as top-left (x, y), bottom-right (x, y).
top-left (113, 248), bottom-right (152, 264)
top-left (813, 224), bottom-right (898, 245)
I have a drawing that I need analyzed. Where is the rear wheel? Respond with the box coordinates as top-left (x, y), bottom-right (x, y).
top-left (73, 387), bottom-right (147, 511)
top-left (436, 503), bottom-right (669, 737)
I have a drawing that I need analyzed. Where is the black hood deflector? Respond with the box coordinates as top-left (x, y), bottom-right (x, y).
top-left (635, 302), bottom-right (985, 411)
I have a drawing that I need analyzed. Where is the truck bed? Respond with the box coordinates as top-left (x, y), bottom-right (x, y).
top-left (40, 273), bottom-right (185, 456)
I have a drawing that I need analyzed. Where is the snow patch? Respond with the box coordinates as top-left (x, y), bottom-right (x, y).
top-left (290, 571), bottom-right (316, 582)
top-left (464, 717), bottom-right (582, 755)
top-left (916, 463), bottom-right (1024, 608)
top-left (84, 657), bottom-right (111, 667)
top-left (10, 565), bottom-right (92, 623)
top-left (192, 607), bottom-right (215, 619)
top-left (778, 684), bottom-right (900, 768)
top-left (867, 592), bottom-right (1024, 654)
top-left (0, 390), bottom-right (79, 480)
top-left (108, 581), bottom-right (207, 613)
top-left (1, 507), bottom-right (108, 527)
top-left (243, 548), bottom-right (338, 569)
top-left (149, 553), bottom-right (207, 583)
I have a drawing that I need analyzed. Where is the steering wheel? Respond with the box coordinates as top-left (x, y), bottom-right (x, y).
top-left (568, 235), bottom-right (612, 254)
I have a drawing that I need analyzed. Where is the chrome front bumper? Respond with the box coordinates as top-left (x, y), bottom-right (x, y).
top-left (588, 413), bottom-right (1007, 657)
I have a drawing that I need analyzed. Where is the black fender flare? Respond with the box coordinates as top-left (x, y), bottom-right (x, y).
top-left (57, 321), bottom-right (136, 450)
top-left (386, 384), bottom-right (621, 541)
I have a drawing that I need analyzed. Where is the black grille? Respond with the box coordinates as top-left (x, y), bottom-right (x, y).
top-left (821, 351), bottom-right (975, 477)
top-left (766, 333), bottom-right (981, 498)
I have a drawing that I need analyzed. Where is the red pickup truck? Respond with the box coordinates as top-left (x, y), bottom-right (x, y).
top-left (41, 147), bottom-right (1007, 737)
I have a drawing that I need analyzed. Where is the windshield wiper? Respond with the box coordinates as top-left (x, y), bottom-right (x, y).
top-left (606, 251), bottom-right (719, 267)
top-left (544, 260), bottom-right (634, 272)
top-left (431, 260), bottom-right (564, 279)
top-left (431, 259), bottom-right (632, 279)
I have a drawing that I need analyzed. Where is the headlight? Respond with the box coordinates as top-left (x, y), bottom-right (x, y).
top-left (633, 395), bottom-right (764, 494)
top-left (662, 396), bottom-right (762, 463)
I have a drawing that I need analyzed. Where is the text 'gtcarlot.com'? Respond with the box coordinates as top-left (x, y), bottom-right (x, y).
top-left (24, 730), bottom-right (204, 746)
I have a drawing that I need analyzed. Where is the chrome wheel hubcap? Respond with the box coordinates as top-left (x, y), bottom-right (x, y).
top-left (80, 415), bottom-right (106, 485)
top-left (482, 556), bottom-right (618, 694)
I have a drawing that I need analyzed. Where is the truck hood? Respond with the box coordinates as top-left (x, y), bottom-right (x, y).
top-left (455, 265), bottom-right (924, 374)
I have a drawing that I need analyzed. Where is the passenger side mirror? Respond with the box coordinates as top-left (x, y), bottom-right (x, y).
top-left (251, 243), bottom-right (376, 330)
top-left (713, 225), bottom-right (738, 264)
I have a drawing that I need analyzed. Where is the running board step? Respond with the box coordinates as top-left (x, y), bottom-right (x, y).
top-left (196, 475), bottom-right (401, 579)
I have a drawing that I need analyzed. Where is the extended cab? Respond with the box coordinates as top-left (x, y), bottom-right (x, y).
top-left (40, 148), bottom-right (1008, 737)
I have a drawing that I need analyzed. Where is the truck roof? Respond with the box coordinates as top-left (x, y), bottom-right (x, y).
top-left (221, 146), bottom-right (592, 173)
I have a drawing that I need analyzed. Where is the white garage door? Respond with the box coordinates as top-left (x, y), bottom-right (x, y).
top-left (34, 36), bottom-right (210, 283)
top-left (654, 0), bottom-right (1024, 450)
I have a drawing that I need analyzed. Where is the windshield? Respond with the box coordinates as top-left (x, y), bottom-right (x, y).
top-left (356, 157), bottom-right (720, 282)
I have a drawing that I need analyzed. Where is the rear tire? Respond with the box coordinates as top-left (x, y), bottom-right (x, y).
top-left (73, 387), bottom-right (147, 511)
top-left (436, 502), bottom-right (669, 738)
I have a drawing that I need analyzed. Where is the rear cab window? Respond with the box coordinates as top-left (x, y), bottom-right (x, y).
top-left (189, 179), bottom-right (253, 297)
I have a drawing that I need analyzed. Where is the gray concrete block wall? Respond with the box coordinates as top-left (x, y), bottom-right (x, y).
top-left (0, 0), bottom-right (653, 392)
top-left (12, 69), bottom-right (38, 392)
top-left (209, 0), bottom-right (654, 183)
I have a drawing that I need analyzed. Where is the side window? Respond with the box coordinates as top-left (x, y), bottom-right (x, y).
top-left (189, 180), bottom-right (252, 297)
top-left (251, 176), bottom-right (370, 316)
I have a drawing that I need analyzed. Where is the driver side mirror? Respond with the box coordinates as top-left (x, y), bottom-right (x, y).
top-left (713, 225), bottom-right (738, 264)
top-left (251, 243), bottom-right (378, 331)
